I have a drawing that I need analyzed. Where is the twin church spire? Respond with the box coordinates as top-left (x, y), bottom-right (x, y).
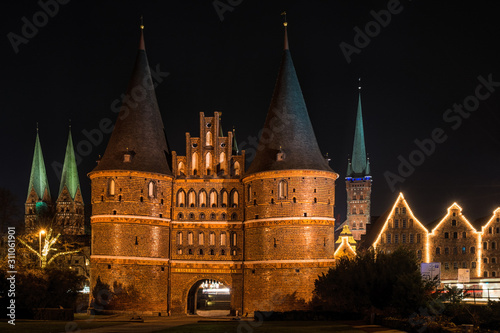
top-left (26, 126), bottom-right (84, 235)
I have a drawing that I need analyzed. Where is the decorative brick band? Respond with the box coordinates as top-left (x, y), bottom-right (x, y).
top-left (244, 218), bottom-right (335, 228)
top-left (91, 215), bottom-right (171, 226)
top-left (91, 255), bottom-right (169, 266)
top-left (242, 169), bottom-right (339, 182)
top-left (88, 170), bottom-right (174, 180)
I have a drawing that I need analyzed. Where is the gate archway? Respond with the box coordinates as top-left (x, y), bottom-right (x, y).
top-left (187, 279), bottom-right (231, 315)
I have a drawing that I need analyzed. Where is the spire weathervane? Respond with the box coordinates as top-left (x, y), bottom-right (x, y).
top-left (36, 122), bottom-right (39, 133)
top-left (281, 11), bottom-right (287, 26)
top-left (140, 15), bottom-right (144, 30)
top-left (358, 77), bottom-right (361, 90)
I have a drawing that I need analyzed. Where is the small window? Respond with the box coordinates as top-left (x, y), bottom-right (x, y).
top-left (436, 247), bottom-right (441, 255)
top-left (416, 233), bottom-right (421, 244)
top-left (402, 207), bottom-right (406, 214)
top-left (394, 219), bottom-right (399, 228)
top-left (484, 258), bottom-right (488, 264)
top-left (386, 233), bottom-right (391, 244)
top-left (484, 271), bottom-right (488, 278)
top-left (471, 262), bottom-right (476, 268)
top-left (444, 232), bottom-right (449, 239)
top-left (451, 219), bottom-right (457, 226)
top-left (492, 242), bottom-right (496, 250)
top-left (444, 262), bottom-right (449, 270)
top-left (409, 234), bottom-right (414, 244)
top-left (188, 232), bottom-right (193, 245)
top-left (484, 242), bottom-right (488, 250)
top-left (453, 262), bottom-right (458, 270)
top-left (492, 257), bottom-right (497, 264)
top-left (417, 250), bottom-right (422, 260)
top-left (402, 219), bottom-right (407, 228)
top-left (445, 247), bottom-right (449, 255)
top-left (462, 246), bottom-right (466, 254)
top-left (470, 246), bottom-right (475, 254)
top-left (394, 234), bottom-right (399, 244)
top-left (453, 232), bottom-right (458, 239)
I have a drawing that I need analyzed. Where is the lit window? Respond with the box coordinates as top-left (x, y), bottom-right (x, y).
top-left (177, 232), bottom-right (183, 245)
top-left (220, 232), bottom-right (227, 246)
top-left (209, 232), bottom-right (215, 246)
top-left (278, 180), bottom-right (288, 199)
top-left (231, 232), bottom-right (237, 247)
top-left (148, 181), bottom-right (155, 198)
top-left (199, 232), bottom-right (204, 245)
top-left (188, 232), bottom-right (193, 245)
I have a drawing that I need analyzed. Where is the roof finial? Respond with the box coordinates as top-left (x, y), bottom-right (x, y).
top-left (36, 122), bottom-right (39, 133)
top-left (358, 77), bottom-right (361, 90)
top-left (281, 11), bottom-right (288, 50)
top-left (140, 15), bottom-right (144, 30)
top-left (69, 119), bottom-right (71, 129)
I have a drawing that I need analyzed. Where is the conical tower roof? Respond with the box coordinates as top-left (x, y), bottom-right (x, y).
top-left (93, 27), bottom-right (171, 175)
top-left (347, 85), bottom-right (369, 178)
top-left (58, 128), bottom-right (81, 200)
top-left (27, 129), bottom-right (51, 201)
top-left (246, 24), bottom-right (332, 175)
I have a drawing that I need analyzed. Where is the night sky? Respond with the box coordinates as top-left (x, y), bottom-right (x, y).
top-left (2, 0), bottom-right (500, 227)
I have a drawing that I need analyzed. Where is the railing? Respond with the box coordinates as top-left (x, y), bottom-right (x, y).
top-left (436, 286), bottom-right (500, 303)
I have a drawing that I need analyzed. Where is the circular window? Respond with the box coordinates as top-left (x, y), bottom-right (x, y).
top-left (206, 123), bottom-right (212, 128)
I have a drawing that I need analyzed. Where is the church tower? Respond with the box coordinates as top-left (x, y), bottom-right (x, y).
top-left (56, 127), bottom-right (85, 235)
top-left (242, 21), bottom-right (338, 313)
top-left (88, 25), bottom-right (173, 312)
top-left (25, 128), bottom-right (52, 232)
top-left (343, 80), bottom-right (371, 241)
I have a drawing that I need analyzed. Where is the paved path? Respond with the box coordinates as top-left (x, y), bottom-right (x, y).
top-left (74, 315), bottom-right (408, 333)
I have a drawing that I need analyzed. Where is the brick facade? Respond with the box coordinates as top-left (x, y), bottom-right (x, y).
top-left (371, 193), bottom-right (500, 282)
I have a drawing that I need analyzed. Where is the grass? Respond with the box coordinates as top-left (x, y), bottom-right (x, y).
top-left (0, 314), bottom-right (127, 333)
top-left (155, 321), bottom-right (367, 333)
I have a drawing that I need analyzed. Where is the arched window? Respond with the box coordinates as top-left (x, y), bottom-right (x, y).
top-left (221, 189), bottom-right (228, 207)
top-left (108, 179), bottom-right (115, 196)
top-left (209, 189), bottom-right (218, 207)
top-left (278, 180), bottom-right (287, 199)
top-left (178, 161), bottom-right (186, 176)
top-left (199, 190), bottom-right (207, 207)
top-left (206, 131), bottom-right (213, 146)
top-left (220, 232), bottom-right (227, 246)
top-left (206, 152), bottom-right (212, 174)
top-left (177, 189), bottom-right (186, 207)
top-left (209, 232), bottom-right (215, 246)
top-left (492, 242), bottom-right (497, 250)
top-left (188, 232), bottom-right (193, 245)
top-left (231, 189), bottom-right (239, 207)
top-left (191, 152), bottom-right (198, 175)
top-left (210, 213), bottom-right (216, 220)
top-left (177, 232), bottom-right (183, 245)
top-left (233, 161), bottom-right (240, 176)
top-left (148, 181), bottom-right (155, 198)
top-left (293, 197), bottom-right (296, 203)
top-left (484, 242), bottom-right (488, 250)
top-left (231, 232), bottom-right (237, 246)
top-left (177, 213), bottom-right (183, 220)
top-left (247, 185), bottom-right (252, 201)
top-left (313, 198), bottom-right (317, 204)
top-left (219, 152), bottom-right (226, 173)
top-left (198, 232), bottom-right (204, 245)
top-left (231, 213), bottom-right (238, 220)
top-left (188, 190), bottom-right (196, 207)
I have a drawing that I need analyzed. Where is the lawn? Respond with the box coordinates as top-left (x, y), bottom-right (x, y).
top-left (0, 314), bottom-right (126, 333)
top-left (155, 321), bottom-right (366, 333)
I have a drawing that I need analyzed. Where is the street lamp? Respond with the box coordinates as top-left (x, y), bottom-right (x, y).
top-left (39, 229), bottom-right (46, 268)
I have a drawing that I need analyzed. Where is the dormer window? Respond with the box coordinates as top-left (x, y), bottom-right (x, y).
top-left (123, 148), bottom-right (134, 162)
top-left (276, 147), bottom-right (286, 161)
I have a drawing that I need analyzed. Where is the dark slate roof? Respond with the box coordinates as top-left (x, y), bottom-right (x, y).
top-left (93, 30), bottom-right (171, 175)
top-left (245, 30), bottom-right (333, 175)
top-left (362, 210), bottom-right (392, 249)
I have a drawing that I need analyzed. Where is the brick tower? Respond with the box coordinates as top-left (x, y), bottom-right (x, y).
top-left (89, 26), bottom-right (173, 312)
top-left (25, 127), bottom-right (52, 232)
top-left (55, 127), bottom-right (85, 235)
top-left (342, 81), bottom-right (372, 241)
top-left (242, 22), bottom-right (338, 313)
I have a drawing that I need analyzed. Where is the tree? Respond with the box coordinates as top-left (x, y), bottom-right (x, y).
top-left (18, 228), bottom-right (81, 268)
top-left (314, 247), bottom-right (437, 316)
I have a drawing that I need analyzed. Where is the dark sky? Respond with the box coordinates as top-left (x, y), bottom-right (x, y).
top-left (2, 0), bottom-right (500, 226)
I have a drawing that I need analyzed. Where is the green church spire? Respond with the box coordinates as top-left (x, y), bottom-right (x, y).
top-left (27, 128), bottom-right (51, 201)
top-left (58, 128), bottom-right (81, 200)
top-left (348, 80), bottom-right (369, 178)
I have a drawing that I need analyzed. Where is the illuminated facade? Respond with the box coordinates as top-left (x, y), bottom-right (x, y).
top-left (89, 24), bottom-right (338, 315)
top-left (369, 193), bottom-right (500, 282)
